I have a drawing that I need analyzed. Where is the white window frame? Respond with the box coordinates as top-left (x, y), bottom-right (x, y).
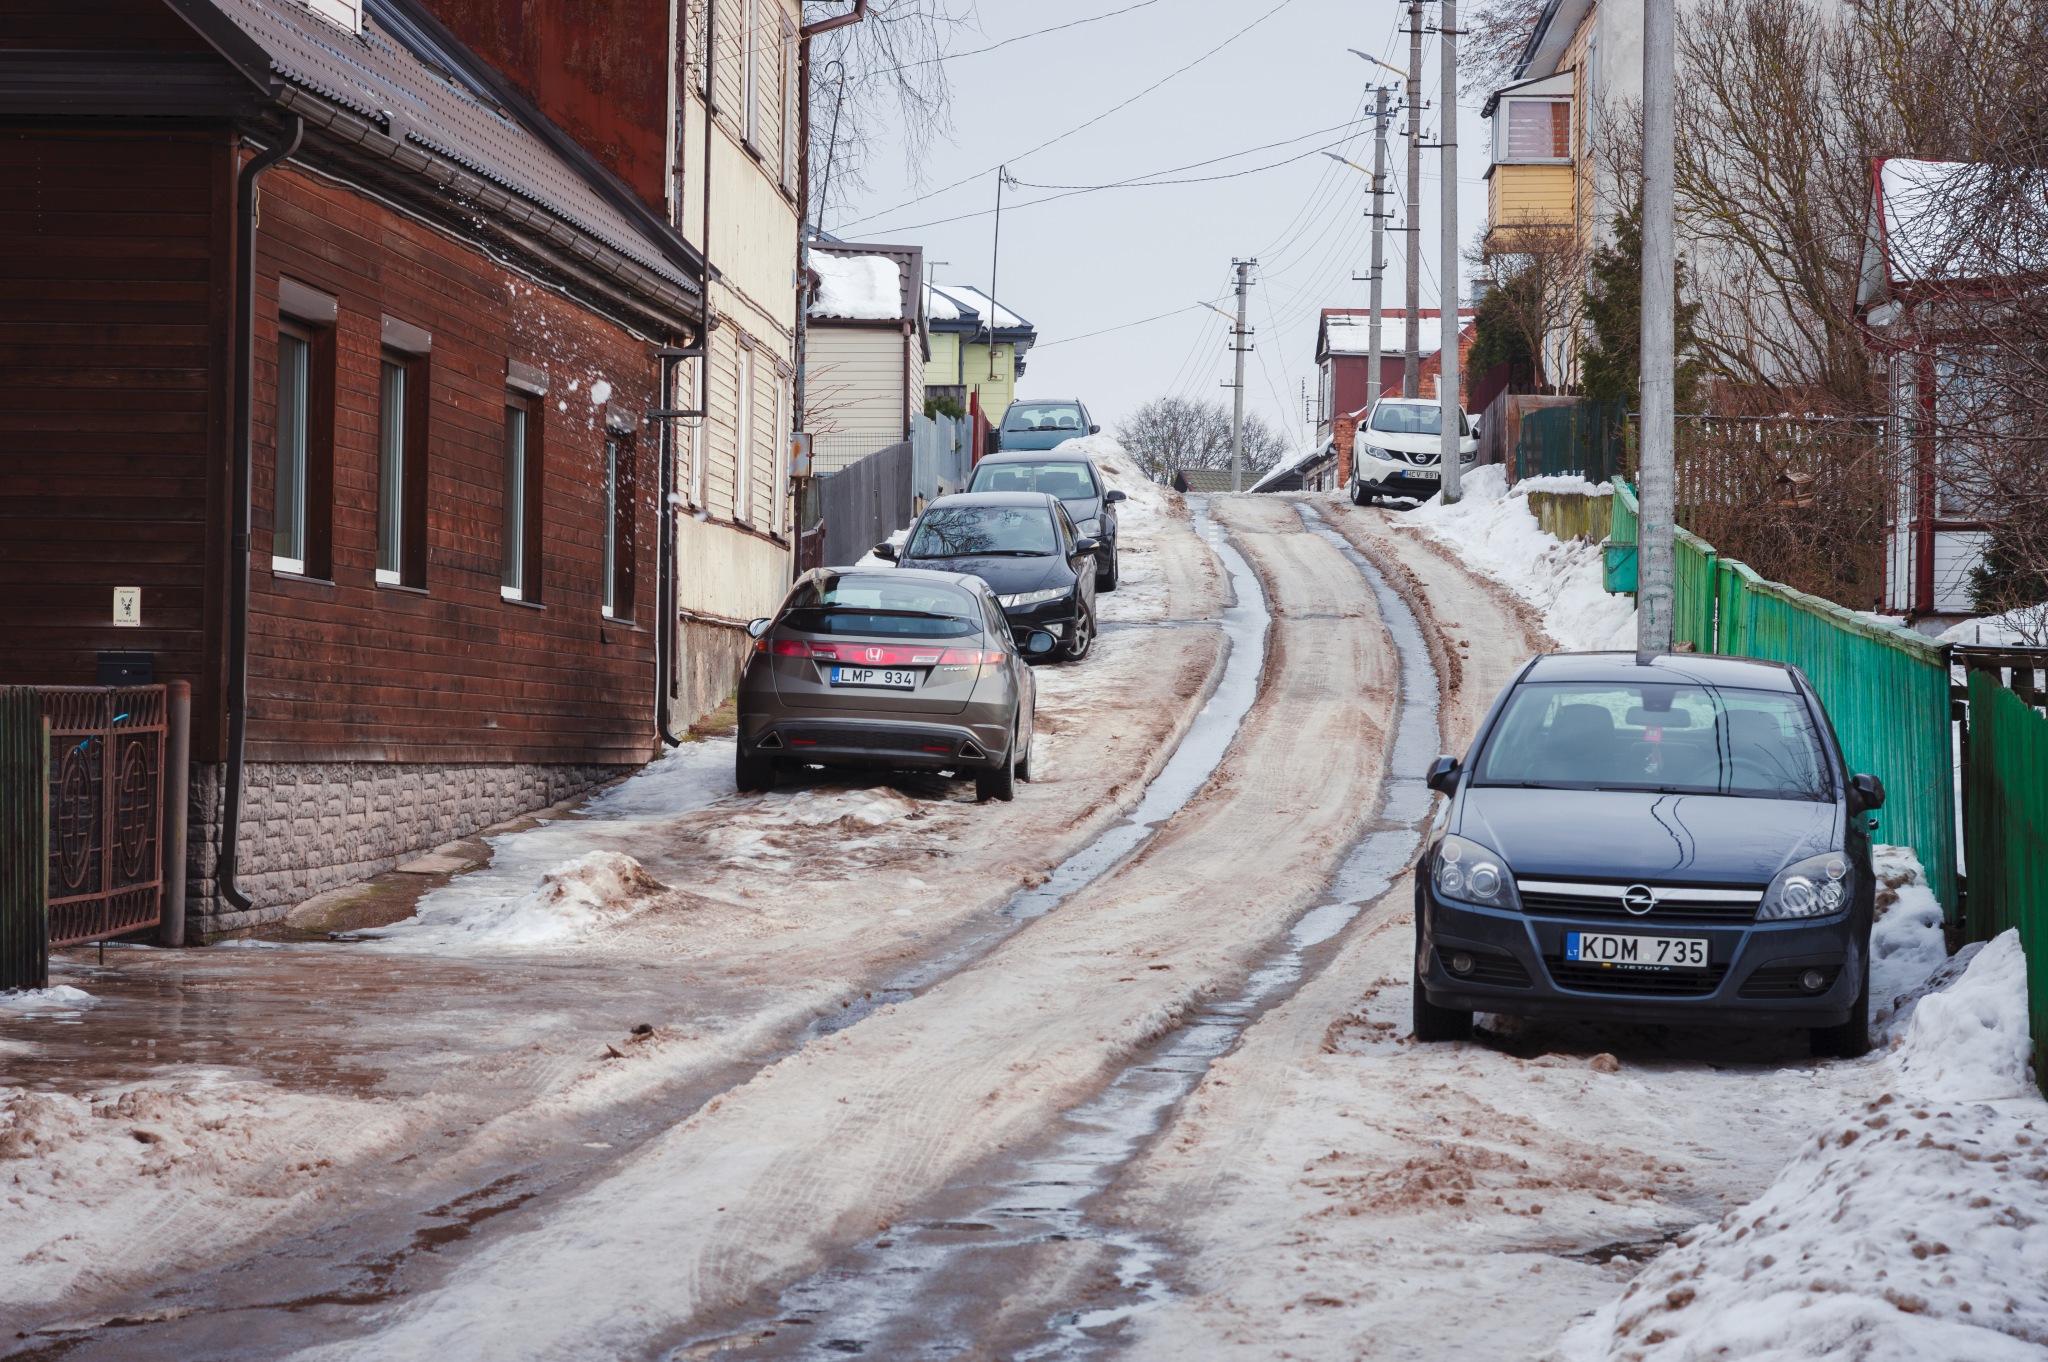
top-left (772, 370), bottom-right (789, 535)
top-left (736, 341), bottom-right (756, 523)
top-left (273, 329), bottom-right (310, 575)
top-left (742, 0), bottom-right (761, 148)
top-left (780, 14), bottom-right (799, 190)
top-left (1494, 97), bottom-right (1574, 165)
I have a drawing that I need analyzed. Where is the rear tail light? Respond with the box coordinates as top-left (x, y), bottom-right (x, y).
top-left (938, 649), bottom-right (1002, 665)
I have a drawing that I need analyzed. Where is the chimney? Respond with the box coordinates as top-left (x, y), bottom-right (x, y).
top-left (415, 0), bottom-right (672, 213)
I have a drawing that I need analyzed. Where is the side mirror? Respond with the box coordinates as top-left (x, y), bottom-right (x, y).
top-left (1104, 489), bottom-right (1128, 504)
top-left (746, 617), bottom-right (771, 638)
top-left (1848, 773), bottom-right (1886, 813)
top-left (1020, 629), bottom-right (1059, 659)
top-left (1426, 755), bottom-right (1461, 796)
top-left (1073, 536), bottom-right (1101, 555)
top-left (872, 540), bottom-right (898, 562)
top-left (1088, 424), bottom-right (1101, 434)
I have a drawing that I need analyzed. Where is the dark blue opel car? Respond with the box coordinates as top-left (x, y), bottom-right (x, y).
top-left (1413, 653), bottom-right (1887, 1057)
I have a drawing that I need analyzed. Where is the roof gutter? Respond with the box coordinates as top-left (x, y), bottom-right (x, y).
top-left (217, 112), bottom-right (303, 916)
top-left (801, 0), bottom-right (866, 37)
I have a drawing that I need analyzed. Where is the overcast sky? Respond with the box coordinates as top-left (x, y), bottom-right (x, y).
top-left (824, 0), bottom-right (1496, 453)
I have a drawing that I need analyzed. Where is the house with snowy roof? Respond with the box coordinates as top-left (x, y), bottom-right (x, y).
top-left (1857, 157), bottom-right (2044, 618)
top-left (805, 241), bottom-right (928, 473)
top-left (924, 283), bottom-right (1036, 430)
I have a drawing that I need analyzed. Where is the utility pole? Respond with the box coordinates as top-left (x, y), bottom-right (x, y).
top-left (987, 166), bottom-right (1007, 381)
top-left (1438, 0), bottom-right (1463, 504)
top-left (1229, 258), bottom-right (1254, 492)
top-left (1367, 85), bottom-right (1390, 420)
top-left (1403, 0), bottom-right (1424, 398)
top-left (1638, 0), bottom-right (1676, 658)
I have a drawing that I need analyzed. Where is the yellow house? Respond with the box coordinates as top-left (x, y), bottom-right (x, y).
top-left (1482, 69), bottom-right (1578, 248)
top-left (924, 283), bottom-right (1035, 429)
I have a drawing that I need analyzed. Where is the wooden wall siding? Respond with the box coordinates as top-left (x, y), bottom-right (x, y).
top-left (807, 327), bottom-right (907, 443)
top-left (246, 167), bottom-right (659, 766)
top-left (415, 0), bottom-right (672, 215)
top-left (0, 126), bottom-right (233, 757)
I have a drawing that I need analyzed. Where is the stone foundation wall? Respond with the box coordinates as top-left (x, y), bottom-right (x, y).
top-left (180, 761), bottom-right (633, 938)
top-left (675, 616), bottom-right (752, 729)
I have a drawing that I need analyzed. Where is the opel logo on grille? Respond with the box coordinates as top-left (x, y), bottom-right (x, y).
top-left (1620, 884), bottom-right (1657, 916)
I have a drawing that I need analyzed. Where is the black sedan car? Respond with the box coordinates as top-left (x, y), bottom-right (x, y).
top-left (880, 491), bottom-right (1101, 662)
top-left (1413, 652), bottom-right (1887, 1057)
top-left (967, 448), bottom-right (1128, 591)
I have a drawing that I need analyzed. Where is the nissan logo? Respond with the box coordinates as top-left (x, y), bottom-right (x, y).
top-left (1620, 884), bottom-right (1657, 916)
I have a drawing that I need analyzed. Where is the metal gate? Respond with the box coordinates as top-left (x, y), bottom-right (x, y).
top-left (1, 688), bottom-right (49, 990)
top-left (39, 686), bottom-right (166, 946)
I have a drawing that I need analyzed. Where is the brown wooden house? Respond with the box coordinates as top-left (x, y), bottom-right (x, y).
top-left (1, 0), bottom-right (707, 934)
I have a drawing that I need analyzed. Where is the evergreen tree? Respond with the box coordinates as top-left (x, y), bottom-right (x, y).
top-left (1466, 271), bottom-right (1539, 381)
top-left (1580, 198), bottom-right (1706, 411)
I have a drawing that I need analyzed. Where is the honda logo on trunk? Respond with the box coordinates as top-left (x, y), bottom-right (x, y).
top-left (866, 647), bottom-right (882, 663)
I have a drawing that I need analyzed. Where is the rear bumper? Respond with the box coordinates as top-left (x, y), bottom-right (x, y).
top-left (1415, 880), bottom-right (1865, 1028)
top-left (742, 716), bottom-right (1011, 769)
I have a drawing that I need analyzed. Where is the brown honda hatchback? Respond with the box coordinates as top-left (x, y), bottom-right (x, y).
top-left (735, 567), bottom-right (1040, 801)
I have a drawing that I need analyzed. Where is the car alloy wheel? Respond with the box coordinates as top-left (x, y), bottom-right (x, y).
top-left (1060, 607), bottom-right (1095, 662)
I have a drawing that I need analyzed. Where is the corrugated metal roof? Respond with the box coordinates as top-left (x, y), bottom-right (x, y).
top-left (207, 0), bottom-right (694, 290)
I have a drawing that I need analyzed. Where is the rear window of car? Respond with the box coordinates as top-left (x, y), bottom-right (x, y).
top-left (1474, 681), bottom-right (1831, 800)
top-left (969, 460), bottom-right (1097, 500)
top-left (1004, 403), bottom-right (1085, 432)
top-left (779, 577), bottom-right (981, 637)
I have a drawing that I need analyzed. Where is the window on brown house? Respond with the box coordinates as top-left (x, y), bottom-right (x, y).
top-left (377, 347), bottom-right (429, 587)
top-left (273, 320), bottom-right (335, 578)
top-left (602, 433), bottom-right (636, 619)
top-left (503, 394), bottom-right (544, 601)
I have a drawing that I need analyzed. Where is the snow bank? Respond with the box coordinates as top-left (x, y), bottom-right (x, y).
top-left (1938, 605), bottom-right (2048, 648)
top-left (1869, 846), bottom-right (1953, 1028)
top-left (1556, 930), bottom-right (2048, 1362)
top-left (1397, 465), bottom-right (1637, 651)
top-left (810, 253), bottom-right (902, 320)
top-left (0, 985), bottom-right (94, 1014)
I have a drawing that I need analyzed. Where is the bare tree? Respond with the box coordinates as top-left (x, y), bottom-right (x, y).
top-left (1458, 0), bottom-right (1547, 95)
top-left (1467, 225), bottom-right (1586, 390)
top-left (805, 1), bottom-right (967, 228)
top-left (1116, 397), bottom-right (1285, 485)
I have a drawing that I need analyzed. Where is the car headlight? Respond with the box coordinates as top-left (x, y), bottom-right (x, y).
top-left (1757, 852), bottom-right (1854, 921)
top-left (1077, 518), bottom-right (1102, 536)
top-left (1360, 444), bottom-right (1393, 462)
top-left (1433, 834), bottom-right (1517, 909)
top-left (1000, 588), bottom-right (1068, 607)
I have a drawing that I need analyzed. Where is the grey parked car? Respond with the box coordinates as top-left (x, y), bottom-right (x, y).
top-left (736, 567), bottom-right (1042, 802)
top-left (968, 449), bottom-right (1127, 591)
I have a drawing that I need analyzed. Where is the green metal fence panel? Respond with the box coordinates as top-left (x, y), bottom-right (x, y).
top-left (1964, 672), bottom-right (2048, 1077)
top-left (1514, 401), bottom-right (1629, 483)
top-left (1674, 529), bottom-right (1718, 654)
top-left (1, 688), bottom-right (50, 993)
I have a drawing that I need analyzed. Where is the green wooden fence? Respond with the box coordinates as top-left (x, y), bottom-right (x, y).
top-left (1963, 670), bottom-right (2048, 1069)
top-left (1514, 400), bottom-right (1630, 483)
top-left (1, 687), bottom-right (49, 993)
top-left (1608, 484), bottom-right (1958, 914)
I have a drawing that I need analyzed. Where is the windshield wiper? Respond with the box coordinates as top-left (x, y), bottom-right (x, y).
top-left (915, 548), bottom-right (1047, 558)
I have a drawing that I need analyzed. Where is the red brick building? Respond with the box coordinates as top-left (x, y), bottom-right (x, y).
top-left (1, 0), bottom-right (706, 933)
top-left (1313, 308), bottom-right (1476, 486)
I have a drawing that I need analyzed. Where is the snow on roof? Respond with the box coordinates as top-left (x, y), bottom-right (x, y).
top-left (923, 283), bottom-right (961, 321)
top-left (812, 253), bottom-right (904, 320)
top-left (1323, 311), bottom-right (1474, 358)
top-left (933, 283), bottom-right (1029, 332)
top-left (1867, 157), bottom-right (2048, 298)
top-left (1248, 442), bottom-right (1326, 492)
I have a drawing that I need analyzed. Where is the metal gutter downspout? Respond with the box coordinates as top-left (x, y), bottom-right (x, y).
top-left (218, 114), bottom-right (303, 915)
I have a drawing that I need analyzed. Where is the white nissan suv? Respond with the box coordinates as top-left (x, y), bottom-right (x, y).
top-left (1350, 397), bottom-right (1479, 505)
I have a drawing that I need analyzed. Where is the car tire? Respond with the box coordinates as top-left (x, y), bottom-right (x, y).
top-left (734, 744), bottom-right (777, 794)
top-left (1810, 961), bottom-right (1872, 1059)
top-left (1095, 549), bottom-right (1118, 593)
top-left (1351, 483), bottom-right (1374, 506)
top-left (1412, 953), bottom-right (1473, 1042)
top-left (1059, 606), bottom-right (1095, 663)
top-left (976, 733), bottom-right (1018, 802)
top-left (1015, 722), bottom-right (1034, 783)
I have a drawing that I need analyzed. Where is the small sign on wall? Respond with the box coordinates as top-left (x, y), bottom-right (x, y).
top-left (113, 587), bottom-right (141, 628)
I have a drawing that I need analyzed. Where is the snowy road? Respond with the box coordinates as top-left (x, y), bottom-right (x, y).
top-left (3, 476), bottom-right (2035, 1361)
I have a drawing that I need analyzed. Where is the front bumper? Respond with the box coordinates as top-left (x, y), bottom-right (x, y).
top-left (1415, 880), bottom-right (1864, 1028)
top-left (741, 715), bottom-right (1011, 770)
top-left (1001, 594), bottom-right (1081, 634)
top-left (1354, 455), bottom-right (1442, 497)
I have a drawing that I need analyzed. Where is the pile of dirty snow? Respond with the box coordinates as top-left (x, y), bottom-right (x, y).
top-left (387, 851), bottom-right (668, 949)
top-left (1938, 605), bottom-right (2048, 649)
top-left (1399, 465), bottom-right (1637, 650)
top-left (0, 985), bottom-right (94, 1014)
top-left (1555, 920), bottom-right (2048, 1362)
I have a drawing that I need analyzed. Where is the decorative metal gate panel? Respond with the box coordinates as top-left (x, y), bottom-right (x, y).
top-left (38, 686), bottom-right (165, 946)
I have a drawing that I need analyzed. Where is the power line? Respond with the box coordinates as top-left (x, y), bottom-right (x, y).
top-left (837, 0), bottom-right (1301, 232)
top-left (1035, 304), bottom-right (1206, 350)
top-left (857, 1), bottom-right (1167, 77)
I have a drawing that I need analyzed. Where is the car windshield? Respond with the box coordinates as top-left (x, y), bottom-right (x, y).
top-left (1371, 404), bottom-right (1470, 436)
top-left (1474, 681), bottom-right (1831, 800)
top-left (780, 576), bottom-right (980, 637)
top-left (906, 505), bottom-right (1058, 558)
top-left (1004, 403), bottom-right (1085, 433)
top-left (970, 460), bottom-right (1097, 500)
